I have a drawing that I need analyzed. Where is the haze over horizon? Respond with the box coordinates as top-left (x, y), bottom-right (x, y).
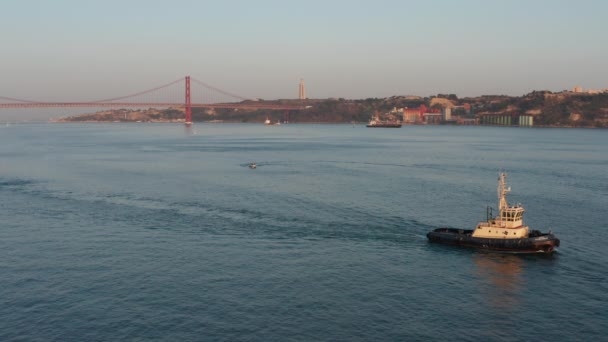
top-left (1, 0), bottom-right (607, 104)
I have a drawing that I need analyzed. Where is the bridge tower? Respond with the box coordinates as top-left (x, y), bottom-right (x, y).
top-left (185, 76), bottom-right (192, 125)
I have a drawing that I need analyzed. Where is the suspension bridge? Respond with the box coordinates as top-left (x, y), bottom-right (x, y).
top-left (0, 76), bottom-right (307, 124)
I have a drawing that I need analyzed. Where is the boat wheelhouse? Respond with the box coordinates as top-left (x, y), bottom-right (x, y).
top-left (472, 173), bottom-right (529, 239)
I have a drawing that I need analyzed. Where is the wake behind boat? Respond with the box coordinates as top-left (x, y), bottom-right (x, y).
top-left (427, 172), bottom-right (560, 254)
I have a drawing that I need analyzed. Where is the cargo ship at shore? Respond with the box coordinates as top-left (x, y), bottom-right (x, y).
top-left (366, 115), bottom-right (402, 128)
top-left (427, 172), bottom-right (560, 254)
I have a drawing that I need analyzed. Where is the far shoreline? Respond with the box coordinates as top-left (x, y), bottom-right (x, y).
top-left (48, 120), bottom-right (606, 128)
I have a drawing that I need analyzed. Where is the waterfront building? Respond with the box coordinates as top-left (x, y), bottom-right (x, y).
top-left (442, 107), bottom-right (452, 121)
top-left (519, 115), bottom-right (534, 127)
top-left (460, 118), bottom-right (478, 125)
top-left (403, 108), bottom-right (421, 123)
top-left (479, 113), bottom-right (534, 127)
top-left (423, 112), bottom-right (442, 124)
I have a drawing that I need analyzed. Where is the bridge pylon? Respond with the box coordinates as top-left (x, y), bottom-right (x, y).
top-left (185, 76), bottom-right (192, 125)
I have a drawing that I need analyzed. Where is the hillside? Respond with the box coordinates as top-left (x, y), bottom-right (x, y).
top-left (465, 91), bottom-right (608, 127)
top-left (56, 92), bottom-right (608, 127)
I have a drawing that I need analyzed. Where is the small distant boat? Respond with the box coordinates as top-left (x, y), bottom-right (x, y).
top-left (248, 163), bottom-right (257, 169)
top-left (427, 172), bottom-right (560, 253)
top-left (264, 116), bottom-right (280, 125)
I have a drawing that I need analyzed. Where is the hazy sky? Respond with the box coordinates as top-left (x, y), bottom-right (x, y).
top-left (1, 0), bottom-right (607, 101)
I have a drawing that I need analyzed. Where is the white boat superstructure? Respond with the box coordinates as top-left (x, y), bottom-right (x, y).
top-left (472, 172), bottom-right (529, 239)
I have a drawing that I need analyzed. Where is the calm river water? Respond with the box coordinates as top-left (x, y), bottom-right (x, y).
top-left (1, 123), bottom-right (606, 341)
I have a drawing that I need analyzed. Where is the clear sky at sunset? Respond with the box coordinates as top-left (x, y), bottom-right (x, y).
top-left (1, 0), bottom-right (607, 101)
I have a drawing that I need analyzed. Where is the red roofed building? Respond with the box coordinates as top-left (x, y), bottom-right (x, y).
top-left (403, 108), bottom-right (422, 123)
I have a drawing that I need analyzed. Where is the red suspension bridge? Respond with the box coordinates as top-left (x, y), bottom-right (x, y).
top-left (0, 76), bottom-right (306, 124)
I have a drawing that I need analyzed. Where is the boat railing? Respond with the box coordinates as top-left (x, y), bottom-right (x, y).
top-left (478, 220), bottom-right (507, 228)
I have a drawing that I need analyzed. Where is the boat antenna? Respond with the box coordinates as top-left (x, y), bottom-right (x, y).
top-left (497, 172), bottom-right (511, 211)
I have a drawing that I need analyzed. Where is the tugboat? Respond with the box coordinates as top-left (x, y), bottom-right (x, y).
top-left (427, 172), bottom-right (560, 253)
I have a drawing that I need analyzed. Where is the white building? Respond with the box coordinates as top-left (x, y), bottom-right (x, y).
top-left (442, 107), bottom-right (452, 121)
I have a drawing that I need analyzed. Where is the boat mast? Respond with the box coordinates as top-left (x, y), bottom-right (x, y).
top-left (497, 172), bottom-right (511, 213)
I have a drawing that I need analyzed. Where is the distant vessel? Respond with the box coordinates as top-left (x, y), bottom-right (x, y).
top-left (366, 115), bottom-right (402, 128)
top-left (248, 163), bottom-right (257, 169)
top-left (264, 116), bottom-right (280, 126)
top-left (427, 172), bottom-right (560, 253)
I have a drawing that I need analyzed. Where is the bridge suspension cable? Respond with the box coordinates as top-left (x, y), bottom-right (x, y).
top-left (0, 95), bottom-right (39, 103)
top-left (190, 77), bottom-right (251, 102)
top-left (91, 77), bottom-right (184, 103)
top-left (0, 76), bottom-right (307, 114)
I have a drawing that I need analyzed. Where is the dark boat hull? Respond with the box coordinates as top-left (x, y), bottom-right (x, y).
top-left (366, 124), bottom-right (402, 128)
top-left (427, 228), bottom-right (560, 254)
